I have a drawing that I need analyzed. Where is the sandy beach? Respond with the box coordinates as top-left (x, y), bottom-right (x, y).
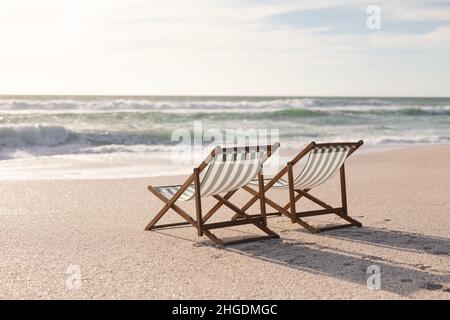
top-left (1, 144), bottom-right (449, 299)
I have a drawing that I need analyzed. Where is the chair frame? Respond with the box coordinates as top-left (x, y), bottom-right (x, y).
top-left (145, 145), bottom-right (280, 245)
top-left (235, 141), bottom-right (364, 233)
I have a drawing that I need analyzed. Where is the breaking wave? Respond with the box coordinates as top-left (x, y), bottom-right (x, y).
top-left (0, 96), bottom-right (449, 161)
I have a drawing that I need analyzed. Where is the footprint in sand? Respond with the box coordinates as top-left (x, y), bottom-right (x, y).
top-left (193, 243), bottom-right (208, 247)
top-left (362, 255), bottom-right (379, 261)
top-left (432, 250), bottom-right (449, 256)
top-left (415, 264), bottom-right (431, 270)
top-left (419, 283), bottom-right (443, 291)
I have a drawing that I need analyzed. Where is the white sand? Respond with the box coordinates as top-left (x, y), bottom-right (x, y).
top-left (0, 144), bottom-right (449, 299)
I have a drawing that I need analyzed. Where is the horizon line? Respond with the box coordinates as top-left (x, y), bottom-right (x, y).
top-left (1, 94), bottom-right (450, 99)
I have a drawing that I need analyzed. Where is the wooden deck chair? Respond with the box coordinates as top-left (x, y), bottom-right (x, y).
top-left (235, 141), bottom-right (364, 233)
top-left (145, 143), bottom-right (281, 245)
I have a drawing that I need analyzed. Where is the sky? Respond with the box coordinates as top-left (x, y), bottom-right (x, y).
top-left (0, 0), bottom-right (449, 97)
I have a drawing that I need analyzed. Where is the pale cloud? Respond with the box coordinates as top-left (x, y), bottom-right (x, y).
top-left (0, 0), bottom-right (449, 96)
top-left (380, 0), bottom-right (450, 22)
top-left (371, 26), bottom-right (450, 49)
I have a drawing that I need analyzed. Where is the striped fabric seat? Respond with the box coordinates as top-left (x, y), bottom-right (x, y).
top-left (250, 146), bottom-right (350, 190)
top-left (155, 146), bottom-right (271, 201)
top-left (293, 146), bottom-right (350, 189)
top-left (155, 185), bottom-right (195, 201)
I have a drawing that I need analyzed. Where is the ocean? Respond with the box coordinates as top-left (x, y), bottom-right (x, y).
top-left (1, 95), bottom-right (449, 179)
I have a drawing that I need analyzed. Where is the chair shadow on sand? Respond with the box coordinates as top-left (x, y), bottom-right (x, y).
top-left (321, 226), bottom-right (450, 256)
top-left (155, 226), bottom-right (450, 296)
top-left (222, 234), bottom-right (450, 296)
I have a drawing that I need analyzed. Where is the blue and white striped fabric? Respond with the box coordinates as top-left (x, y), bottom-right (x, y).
top-left (155, 144), bottom-right (278, 201)
top-left (250, 145), bottom-right (350, 190)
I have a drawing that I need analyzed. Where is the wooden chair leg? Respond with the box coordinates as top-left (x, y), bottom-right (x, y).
top-left (145, 186), bottom-right (175, 230)
top-left (202, 190), bottom-right (238, 223)
top-left (336, 214), bottom-right (362, 227)
top-left (282, 189), bottom-right (311, 211)
top-left (212, 195), bottom-right (279, 238)
top-left (287, 162), bottom-right (297, 223)
top-left (340, 164), bottom-right (348, 215)
top-left (337, 164), bottom-right (362, 228)
top-left (240, 185), bottom-right (318, 233)
top-left (231, 167), bottom-right (289, 221)
top-left (258, 171), bottom-right (267, 226)
top-left (194, 168), bottom-right (203, 236)
top-left (146, 186), bottom-right (224, 244)
top-left (242, 186), bottom-right (291, 219)
top-left (145, 173), bottom-right (195, 230)
top-left (240, 184), bottom-right (355, 234)
top-left (147, 185), bottom-right (278, 245)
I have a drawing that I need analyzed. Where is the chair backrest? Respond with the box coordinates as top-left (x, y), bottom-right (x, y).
top-left (199, 143), bottom-right (280, 197)
top-left (292, 142), bottom-right (362, 190)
